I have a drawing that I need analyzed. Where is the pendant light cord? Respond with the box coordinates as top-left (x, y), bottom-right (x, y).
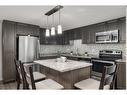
top-left (52, 14), bottom-right (54, 27)
top-left (47, 16), bottom-right (48, 29)
top-left (59, 10), bottom-right (61, 25)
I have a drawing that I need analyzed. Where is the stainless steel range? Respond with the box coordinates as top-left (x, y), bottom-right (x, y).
top-left (91, 50), bottom-right (122, 89)
top-left (91, 50), bottom-right (122, 73)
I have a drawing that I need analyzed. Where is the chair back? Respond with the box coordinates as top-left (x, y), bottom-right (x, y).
top-left (14, 59), bottom-right (21, 82)
top-left (15, 60), bottom-right (29, 89)
top-left (28, 66), bottom-right (36, 89)
top-left (99, 64), bottom-right (118, 89)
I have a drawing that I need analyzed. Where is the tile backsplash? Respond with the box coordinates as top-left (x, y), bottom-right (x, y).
top-left (40, 39), bottom-right (126, 58)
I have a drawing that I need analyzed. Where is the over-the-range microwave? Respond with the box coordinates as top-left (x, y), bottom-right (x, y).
top-left (95, 29), bottom-right (119, 43)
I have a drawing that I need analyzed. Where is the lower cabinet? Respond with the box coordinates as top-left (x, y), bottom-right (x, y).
top-left (116, 62), bottom-right (126, 89)
top-left (33, 64), bottom-right (40, 72)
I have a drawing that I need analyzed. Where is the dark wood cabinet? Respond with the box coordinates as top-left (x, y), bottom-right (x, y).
top-left (40, 28), bottom-right (64, 45)
top-left (82, 17), bottom-right (126, 44)
top-left (17, 22), bottom-right (40, 37)
top-left (117, 62), bottom-right (126, 89)
top-left (73, 28), bottom-right (82, 40)
top-left (63, 31), bottom-right (70, 45)
top-left (40, 28), bottom-right (46, 44)
top-left (2, 20), bottom-right (40, 83)
top-left (82, 22), bottom-right (107, 44)
top-left (106, 19), bottom-right (118, 31)
top-left (56, 34), bottom-right (64, 45)
top-left (2, 20), bottom-right (16, 83)
top-left (63, 29), bottom-right (81, 41)
top-left (118, 17), bottom-right (126, 43)
top-left (81, 27), bottom-right (88, 44)
top-left (82, 25), bottom-right (96, 44)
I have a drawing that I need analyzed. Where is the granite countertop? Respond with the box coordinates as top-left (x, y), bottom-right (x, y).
top-left (115, 59), bottom-right (126, 63)
top-left (61, 54), bottom-right (98, 59)
top-left (39, 54), bottom-right (58, 57)
top-left (34, 59), bottom-right (92, 72)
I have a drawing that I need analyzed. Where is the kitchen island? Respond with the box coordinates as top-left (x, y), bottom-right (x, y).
top-left (34, 59), bottom-right (92, 89)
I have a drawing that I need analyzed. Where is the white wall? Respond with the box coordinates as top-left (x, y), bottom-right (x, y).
top-left (0, 20), bottom-right (2, 81)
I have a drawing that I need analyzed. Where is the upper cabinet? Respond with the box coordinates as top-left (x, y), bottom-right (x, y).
top-left (82, 17), bottom-right (126, 44)
top-left (17, 22), bottom-right (40, 37)
top-left (39, 28), bottom-right (64, 45)
top-left (40, 28), bottom-right (46, 44)
top-left (118, 17), bottom-right (126, 43)
top-left (39, 17), bottom-right (125, 45)
top-left (82, 23), bottom-right (104, 44)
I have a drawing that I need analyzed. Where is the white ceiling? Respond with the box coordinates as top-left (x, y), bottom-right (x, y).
top-left (0, 6), bottom-right (125, 31)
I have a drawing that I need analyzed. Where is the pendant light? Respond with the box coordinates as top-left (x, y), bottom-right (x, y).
top-left (57, 9), bottom-right (62, 34)
top-left (45, 16), bottom-right (50, 37)
top-left (45, 5), bottom-right (63, 36)
top-left (51, 14), bottom-right (55, 36)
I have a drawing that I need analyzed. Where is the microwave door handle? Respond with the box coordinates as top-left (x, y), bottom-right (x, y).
top-left (110, 34), bottom-right (113, 41)
top-left (108, 34), bottom-right (111, 42)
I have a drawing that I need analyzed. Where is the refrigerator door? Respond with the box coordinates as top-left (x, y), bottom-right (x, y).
top-left (18, 36), bottom-right (38, 63)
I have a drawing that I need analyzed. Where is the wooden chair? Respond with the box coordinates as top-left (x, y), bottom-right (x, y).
top-left (27, 66), bottom-right (64, 89)
top-left (14, 60), bottom-right (46, 89)
top-left (23, 63), bottom-right (46, 82)
top-left (14, 60), bottom-right (29, 89)
top-left (14, 60), bottom-right (22, 89)
top-left (74, 64), bottom-right (118, 90)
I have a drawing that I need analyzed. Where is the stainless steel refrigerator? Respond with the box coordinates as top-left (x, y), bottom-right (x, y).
top-left (18, 36), bottom-right (40, 63)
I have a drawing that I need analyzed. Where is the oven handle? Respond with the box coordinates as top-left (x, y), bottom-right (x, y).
top-left (91, 59), bottom-right (115, 64)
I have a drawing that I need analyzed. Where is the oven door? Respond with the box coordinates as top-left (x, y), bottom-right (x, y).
top-left (91, 59), bottom-right (115, 74)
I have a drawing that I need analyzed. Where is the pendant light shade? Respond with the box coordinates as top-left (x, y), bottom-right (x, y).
top-left (57, 9), bottom-right (62, 34)
top-left (51, 27), bottom-right (55, 35)
top-left (57, 25), bottom-right (62, 34)
top-left (51, 14), bottom-right (55, 36)
top-left (46, 29), bottom-right (50, 37)
top-left (45, 16), bottom-right (50, 37)
top-left (44, 5), bottom-right (63, 36)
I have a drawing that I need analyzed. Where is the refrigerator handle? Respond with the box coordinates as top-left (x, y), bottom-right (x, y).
top-left (37, 39), bottom-right (40, 59)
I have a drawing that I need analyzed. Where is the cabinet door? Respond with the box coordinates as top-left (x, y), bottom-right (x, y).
top-left (29, 25), bottom-right (40, 36)
top-left (63, 31), bottom-right (69, 45)
top-left (56, 34), bottom-right (64, 45)
top-left (50, 36), bottom-right (57, 45)
top-left (82, 27), bottom-right (89, 44)
top-left (75, 28), bottom-right (82, 40)
top-left (40, 28), bottom-right (46, 44)
top-left (106, 19), bottom-right (119, 31)
top-left (17, 23), bottom-right (39, 36)
top-left (88, 25), bottom-right (96, 44)
top-left (69, 30), bottom-right (74, 40)
top-left (2, 20), bottom-right (16, 83)
top-left (117, 63), bottom-right (126, 89)
top-left (17, 23), bottom-right (30, 35)
top-left (118, 17), bottom-right (126, 43)
top-left (94, 22), bottom-right (106, 33)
